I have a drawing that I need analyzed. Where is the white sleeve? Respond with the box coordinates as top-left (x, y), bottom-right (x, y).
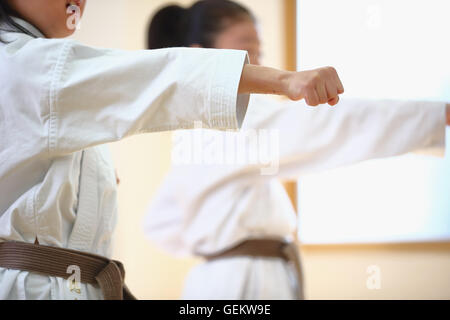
top-left (244, 96), bottom-right (447, 179)
top-left (49, 40), bottom-right (249, 155)
top-left (143, 97), bottom-right (447, 255)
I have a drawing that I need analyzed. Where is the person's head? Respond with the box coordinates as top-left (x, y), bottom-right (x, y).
top-left (0, 0), bottom-right (86, 39)
top-left (147, 0), bottom-right (261, 65)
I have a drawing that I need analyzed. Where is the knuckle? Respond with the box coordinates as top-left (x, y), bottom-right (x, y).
top-left (325, 66), bottom-right (336, 74)
top-left (312, 71), bottom-right (321, 80)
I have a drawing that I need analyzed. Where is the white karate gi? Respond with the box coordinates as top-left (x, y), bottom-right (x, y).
top-left (0, 17), bottom-right (250, 300)
top-left (144, 94), bottom-right (447, 300)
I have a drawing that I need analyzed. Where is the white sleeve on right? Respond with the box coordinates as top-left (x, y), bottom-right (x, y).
top-left (241, 96), bottom-right (447, 180)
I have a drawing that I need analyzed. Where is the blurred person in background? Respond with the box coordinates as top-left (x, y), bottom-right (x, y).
top-left (144, 0), bottom-right (450, 300)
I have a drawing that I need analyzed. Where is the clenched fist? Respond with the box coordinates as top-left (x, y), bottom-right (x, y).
top-left (283, 67), bottom-right (345, 106)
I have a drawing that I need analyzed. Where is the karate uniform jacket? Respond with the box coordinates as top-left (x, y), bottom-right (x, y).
top-left (0, 17), bottom-right (249, 300)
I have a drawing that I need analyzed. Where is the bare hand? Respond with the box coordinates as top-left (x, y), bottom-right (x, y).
top-left (284, 67), bottom-right (344, 107)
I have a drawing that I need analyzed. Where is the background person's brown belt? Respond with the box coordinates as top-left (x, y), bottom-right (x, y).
top-left (201, 239), bottom-right (305, 300)
top-left (0, 241), bottom-right (136, 300)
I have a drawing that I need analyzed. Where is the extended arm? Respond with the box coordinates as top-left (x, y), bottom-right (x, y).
top-left (49, 42), bottom-right (343, 155)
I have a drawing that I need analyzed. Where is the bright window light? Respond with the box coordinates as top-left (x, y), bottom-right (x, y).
top-left (296, 0), bottom-right (450, 244)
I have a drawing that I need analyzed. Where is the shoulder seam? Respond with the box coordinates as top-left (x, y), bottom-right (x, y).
top-left (48, 41), bottom-right (73, 155)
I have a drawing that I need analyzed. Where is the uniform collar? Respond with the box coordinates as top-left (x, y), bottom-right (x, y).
top-left (0, 16), bottom-right (45, 38)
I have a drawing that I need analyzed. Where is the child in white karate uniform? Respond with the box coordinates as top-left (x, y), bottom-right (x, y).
top-left (0, 0), bottom-right (345, 300)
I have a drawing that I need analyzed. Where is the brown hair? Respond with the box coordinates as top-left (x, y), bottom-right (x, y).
top-left (0, 1), bottom-right (37, 42)
top-left (147, 0), bottom-right (254, 49)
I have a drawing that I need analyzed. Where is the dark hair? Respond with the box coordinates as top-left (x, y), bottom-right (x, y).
top-left (147, 0), bottom-right (254, 49)
top-left (0, 1), bottom-right (37, 42)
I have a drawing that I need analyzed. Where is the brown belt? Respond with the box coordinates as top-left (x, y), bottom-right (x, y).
top-left (202, 239), bottom-right (305, 300)
top-left (0, 241), bottom-right (136, 300)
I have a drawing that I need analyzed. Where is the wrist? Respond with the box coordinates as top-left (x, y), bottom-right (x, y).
top-left (239, 65), bottom-right (294, 96)
top-left (279, 70), bottom-right (295, 97)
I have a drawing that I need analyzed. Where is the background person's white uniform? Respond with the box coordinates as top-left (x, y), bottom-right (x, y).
top-left (144, 94), bottom-right (447, 300)
top-left (0, 18), bottom-right (250, 300)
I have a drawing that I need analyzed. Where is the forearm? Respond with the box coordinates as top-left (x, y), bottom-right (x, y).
top-left (238, 64), bottom-right (291, 96)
